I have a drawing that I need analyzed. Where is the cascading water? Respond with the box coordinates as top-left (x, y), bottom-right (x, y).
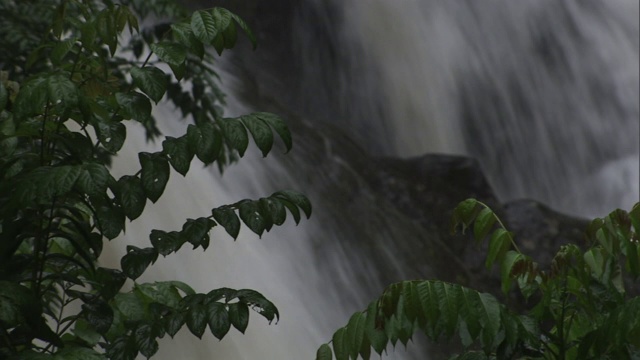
top-left (103, 1), bottom-right (638, 358)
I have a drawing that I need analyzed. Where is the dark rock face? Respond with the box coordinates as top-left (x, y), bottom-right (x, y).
top-left (366, 153), bottom-right (590, 293)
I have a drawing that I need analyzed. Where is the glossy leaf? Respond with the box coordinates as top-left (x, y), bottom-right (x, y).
top-left (191, 10), bottom-right (217, 44)
top-left (228, 302), bottom-right (249, 334)
top-left (76, 163), bottom-right (109, 197)
top-left (162, 136), bottom-right (193, 176)
top-left (207, 302), bottom-right (231, 340)
top-left (121, 246), bottom-right (158, 280)
top-left (13, 76), bottom-right (48, 118)
top-left (139, 152), bottom-right (170, 203)
top-left (180, 217), bottom-right (215, 250)
top-left (238, 201), bottom-right (265, 237)
top-left (242, 115), bottom-right (273, 157)
top-left (188, 122), bottom-right (222, 164)
top-left (115, 91), bottom-right (152, 124)
top-left (151, 41), bottom-right (187, 66)
top-left (134, 324), bottom-right (160, 358)
top-left (82, 301), bottom-right (113, 335)
top-left (96, 120), bottom-right (126, 153)
top-left (47, 73), bottom-right (78, 108)
top-left (130, 66), bottom-right (167, 103)
top-left (116, 175), bottom-right (146, 220)
top-left (165, 311), bottom-right (186, 337)
top-left (186, 303), bottom-right (208, 339)
top-left (256, 112), bottom-right (292, 153)
top-left (150, 230), bottom-right (184, 256)
top-left (212, 207), bottom-right (240, 239)
top-left (219, 118), bottom-right (249, 156)
top-left (273, 190), bottom-right (312, 219)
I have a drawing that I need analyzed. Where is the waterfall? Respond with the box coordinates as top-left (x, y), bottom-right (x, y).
top-left (103, 1), bottom-right (639, 358)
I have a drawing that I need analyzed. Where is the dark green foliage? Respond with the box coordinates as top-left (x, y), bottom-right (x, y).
top-left (0, 0), bottom-right (309, 358)
top-left (318, 200), bottom-right (640, 359)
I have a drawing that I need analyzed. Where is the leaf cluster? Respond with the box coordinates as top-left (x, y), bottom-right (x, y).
top-left (317, 200), bottom-right (640, 359)
top-left (0, 0), bottom-right (310, 358)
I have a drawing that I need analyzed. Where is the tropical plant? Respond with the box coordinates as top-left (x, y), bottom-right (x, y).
top-left (0, 0), bottom-right (310, 359)
top-left (317, 200), bottom-right (640, 360)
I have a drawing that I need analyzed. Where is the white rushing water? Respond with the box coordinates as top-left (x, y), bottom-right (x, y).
top-left (102, 1), bottom-right (639, 358)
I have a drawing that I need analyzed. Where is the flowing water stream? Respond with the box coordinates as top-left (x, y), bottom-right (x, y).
top-left (103, 1), bottom-right (639, 358)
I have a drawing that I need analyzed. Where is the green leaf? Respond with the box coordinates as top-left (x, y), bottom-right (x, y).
top-left (221, 21), bottom-right (237, 51)
top-left (139, 152), bottom-right (170, 203)
top-left (187, 122), bottom-right (222, 164)
top-left (51, 38), bottom-right (76, 65)
top-left (121, 246), bottom-right (158, 280)
top-left (230, 13), bottom-right (257, 49)
top-left (76, 163), bottom-right (109, 197)
top-left (211, 8), bottom-right (232, 30)
top-left (13, 76), bottom-right (48, 118)
top-left (436, 282), bottom-right (460, 338)
top-left (256, 112), bottom-right (292, 153)
top-left (52, 1), bottom-right (66, 38)
top-left (116, 175), bottom-right (146, 220)
top-left (15, 165), bottom-right (83, 204)
top-left (364, 302), bottom-right (387, 355)
top-left (53, 346), bottom-right (104, 360)
top-left (0, 82), bottom-right (7, 111)
top-left (211, 33), bottom-right (225, 56)
top-left (418, 281), bottom-right (440, 340)
top-left (228, 302), bottom-right (249, 334)
top-left (165, 311), bottom-right (186, 337)
top-left (259, 197), bottom-right (286, 226)
top-left (191, 10), bottom-right (217, 44)
top-left (485, 228), bottom-right (511, 269)
top-left (180, 217), bottom-right (215, 250)
top-left (171, 22), bottom-right (204, 59)
top-left (241, 115), bottom-right (273, 157)
top-left (235, 289), bottom-right (279, 323)
top-left (48, 73), bottom-right (79, 107)
top-left (273, 190), bottom-right (312, 219)
top-left (332, 327), bottom-right (348, 360)
top-left (452, 198), bottom-right (481, 233)
top-left (316, 343), bottom-right (333, 360)
top-left (186, 303), bottom-right (208, 338)
top-left (82, 301), bottom-right (113, 334)
top-left (151, 42), bottom-right (187, 66)
top-left (94, 200), bottom-right (125, 240)
top-left (115, 91), bottom-right (152, 124)
top-left (162, 136), bottom-right (193, 176)
top-left (130, 66), bottom-right (167, 103)
top-left (134, 324), bottom-right (160, 358)
top-left (96, 120), bottom-right (126, 153)
top-left (473, 208), bottom-right (496, 243)
top-left (219, 118), bottom-right (249, 156)
top-left (93, 267), bottom-right (126, 300)
top-left (345, 312), bottom-right (366, 360)
top-left (207, 302), bottom-right (231, 340)
top-left (477, 293), bottom-right (501, 352)
top-left (150, 230), bottom-right (184, 256)
top-left (238, 201), bottom-right (266, 237)
top-left (72, 319), bottom-right (101, 347)
top-left (500, 251), bottom-right (523, 294)
top-left (105, 336), bottom-right (137, 360)
top-left (212, 207), bottom-right (240, 239)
